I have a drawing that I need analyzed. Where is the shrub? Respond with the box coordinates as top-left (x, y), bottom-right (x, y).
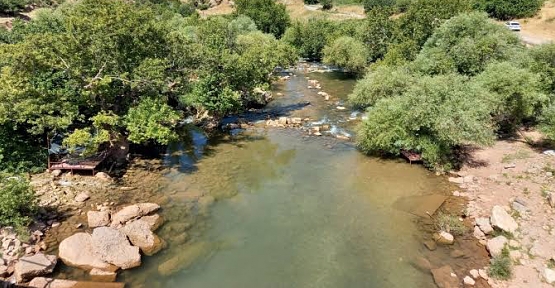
top-left (358, 7), bottom-right (395, 62)
top-left (489, 247), bottom-right (513, 280)
top-left (0, 0), bottom-right (29, 14)
top-left (0, 174), bottom-right (36, 228)
top-left (540, 104), bottom-right (555, 140)
top-left (235, 0), bottom-right (290, 38)
top-left (322, 36), bottom-right (367, 73)
top-left (434, 212), bottom-right (467, 236)
top-left (363, 0), bottom-right (395, 11)
top-left (528, 43), bottom-right (555, 95)
top-left (321, 0), bottom-right (333, 10)
top-left (474, 0), bottom-right (544, 20)
top-left (282, 18), bottom-right (336, 60)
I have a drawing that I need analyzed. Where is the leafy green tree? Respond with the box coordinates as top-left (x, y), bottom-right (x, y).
top-left (528, 43), bottom-right (555, 96)
top-left (363, 0), bottom-right (396, 12)
top-left (540, 104), bottom-right (555, 140)
top-left (357, 8), bottom-right (395, 62)
top-left (0, 0), bottom-right (29, 14)
top-left (323, 36), bottom-right (368, 73)
top-left (348, 65), bottom-right (415, 108)
top-left (0, 174), bottom-right (36, 228)
top-left (126, 98), bottom-right (181, 145)
top-left (357, 74), bottom-right (495, 169)
top-left (474, 0), bottom-right (544, 20)
top-left (235, 0), bottom-right (290, 38)
top-left (412, 12), bottom-right (524, 76)
top-left (282, 18), bottom-right (336, 60)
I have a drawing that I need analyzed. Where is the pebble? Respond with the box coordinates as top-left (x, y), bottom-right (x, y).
top-left (469, 269), bottom-right (479, 279)
top-left (463, 276), bottom-right (475, 286)
top-left (478, 269), bottom-right (489, 280)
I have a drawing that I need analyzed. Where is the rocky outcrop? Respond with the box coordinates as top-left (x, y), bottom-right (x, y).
top-left (120, 220), bottom-right (165, 256)
top-left (110, 203), bottom-right (160, 227)
top-left (29, 277), bottom-right (125, 288)
top-left (91, 227), bottom-right (141, 270)
top-left (490, 206), bottom-right (518, 233)
top-left (14, 253), bottom-right (57, 283)
top-left (87, 211), bottom-right (111, 228)
top-left (58, 233), bottom-right (116, 271)
top-left (431, 265), bottom-right (459, 288)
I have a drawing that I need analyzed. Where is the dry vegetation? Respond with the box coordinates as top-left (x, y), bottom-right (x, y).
top-left (516, 0), bottom-right (555, 43)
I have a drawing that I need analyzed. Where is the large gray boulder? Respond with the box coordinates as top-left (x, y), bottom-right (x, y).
top-left (110, 203), bottom-right (160, 227)
top-left (58, 233), bottom-right (116, 271)
top-left (14, 253), bottom-right (57, 283)
top-left (490, 206), bottom-right (518, 233)
top-left (120, 220), bottom-right (165, 256)
top-left (91, 227), bottom-right (141, 269)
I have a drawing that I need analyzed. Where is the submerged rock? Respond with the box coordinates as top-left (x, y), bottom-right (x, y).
top-left (90, 268), bottom-right (117, 282)
top-left (92, 227), bottom-right (141, 269)
top-left (14, 253), bottom-right (57, 283)
top-left (431, 265), bottom-right (458, 288)
top-left (140, 214), bottom-right (164, 231)
top-left (111, 203), bottom-right (160, 227)
top-left (158, 242), bottom-right (211, 276)
top-left (434, 231), bottom-right (454, 245)
top-left (490, 206), bottom-right (518, 233)
top-left (59, 233), bottom-right (116, 271)
top-left (120, 220), bottom-right (165, 256)
top-left (29, 277), bottom-right (125, 288)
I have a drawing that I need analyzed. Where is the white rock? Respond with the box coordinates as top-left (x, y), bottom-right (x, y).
top-left (91, 227), bottom-right (141, 269)
top-left (490, 206), bottom-right (518, 233)
top-left (473, 226), bottom-right (485, 239)
top-left (95, 172), bottom-right (111, 181)
top-left (14, 253), bottom-right (57, 283)
top-left (434, 231), bottom-right (454, 245)
top-left (478, 269), bottom-right (488, 280)
top-left (469, 269), bottom-right (479, 279)
top-left (486, 236), bottom-right (508, 257)
top-left (58, 233), bottom-right (115, 271)
top-left (448, 177), bottom-right (465, 184)
top-left (87, 211), bottom-right (110, 228)
top-left (74, 192), bottom-right (90, 203)
top-left (463, 276), bottom-right (475, 286)
top-left (543, 268), bottom-right (555, 284)
top-left (475, 217), bottom-right (493, 234)
top-left (509, 250), bottom-right (522, 261)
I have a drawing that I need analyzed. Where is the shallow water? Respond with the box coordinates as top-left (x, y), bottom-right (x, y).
top-left (117, 66), bottom-right (454, 288)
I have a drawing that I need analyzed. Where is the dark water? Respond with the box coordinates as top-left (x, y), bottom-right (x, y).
top-left (116, 64), bottom-right (452, 288)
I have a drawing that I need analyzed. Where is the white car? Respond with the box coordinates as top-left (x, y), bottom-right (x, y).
top-left (505, 21), bottom-right (521, 31)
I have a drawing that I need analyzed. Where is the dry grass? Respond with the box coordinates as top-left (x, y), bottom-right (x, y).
top-left (516, 0), bottom-right (555, 43)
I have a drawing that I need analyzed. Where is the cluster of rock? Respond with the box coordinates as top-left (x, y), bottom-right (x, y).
top-left (307, 79), bottom-right (322, 89)
top-left (58, 203), bottom-right (165, 282)
top-left (265, 116), bottom-right (306, 128)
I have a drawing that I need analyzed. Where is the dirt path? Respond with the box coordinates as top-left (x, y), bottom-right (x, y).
top-left (453, 131), bottom-right (555, 287)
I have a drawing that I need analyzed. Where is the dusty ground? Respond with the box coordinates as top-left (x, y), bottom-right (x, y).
top-left (518, 0), bottom-right (555, 45)
top-left (455, 131), bottom-right (555, 287)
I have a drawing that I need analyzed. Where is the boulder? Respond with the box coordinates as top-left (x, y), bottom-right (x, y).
top-left (473, 226), bottom-right (485, 239)
top-left (29, 277), bottom-right (125, 288)
top-left (87, 211), bottom-right (110, 228)
top-left (434, 231), bottom-right (454, 245)
top-left (74, 192), bottom-right (90, 203)
top-left (58, 233), bottom-right (116, 271)
top-left (95, 172), bottom-right (111, 181)
top-left (448, 177), bottom-right (464, 184)
top-left (139, 214), bottom-right (164, 231)
top-left (463, 276), bottom-right (475, 286)
top-left (410, 256), bottom-right (431, 272)
top-left (110, 203), bottom-right (160, 226)
top-left (14, 253), bottom-right (57, 283)
top-left (431, 265), bottom-right (459, 288)
top-left (120, 220), bottom-right (165, 256)
top-left (543, 268), bottom-right (555, 284)
top-left (89, 268), bottom-right (117, 282)
top-left (423, 240), bottom-right (437, 251)
top-left (486, 235), bottom-right (508, 257)
top-left (158, 242), bottom-right (210, 276)
top-left (469, 269), bottom-right (479, 279)
top-left (91, 227), bottom-right (141, 269)
top-left (51, 170), bottom-right (62, 177)
top-left (475, 217), bottom-right (493, 234)
top-left (490, 206), bottom-right (518, 233)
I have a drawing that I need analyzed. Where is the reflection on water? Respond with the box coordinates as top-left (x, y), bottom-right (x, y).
top-left (120, 128), bottom-right (447, 288)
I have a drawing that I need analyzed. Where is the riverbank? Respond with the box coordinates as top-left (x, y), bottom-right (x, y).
top-left (452, 130), bottom-right (555, 287)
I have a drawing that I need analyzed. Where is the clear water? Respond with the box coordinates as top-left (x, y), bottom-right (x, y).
top-left (117, 65), bottom-right (451, 288)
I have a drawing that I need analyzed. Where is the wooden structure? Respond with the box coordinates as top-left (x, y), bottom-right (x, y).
top-left (401, 150), bottom-right (422, 164)
top-left (47, 135), bottom-right (108, 175)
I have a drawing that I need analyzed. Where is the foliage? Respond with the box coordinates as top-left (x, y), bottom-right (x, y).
top-left (540, 104), bottom-right (555, 140)
top-left (0, 125), bottom-right (46, 173)
top-left (0, 0), bottom-right (29, 14)
top-left (489, 247), bottom-right (513, 280)
top-left (357, 74), bottom-right (495, 168)
top-left (363, 0), bottom-right (395, 11)
top-left (0, 174), bottom-right (36, 228)
top-left (358, 8), bottom-right (395, 62)
top-left (321, 0), bottom-right (333, 9)
top-left (282, 18), bottom-right (336, 60)
top-left (413, 12), bottom-right (523, 76)
top-left (434, 212), bottom-right (467, 236)
top-left (474, 0), bottom-right (544, 20)
top-left (125, 98), bottom-right (181, 145)
top-left (234, 0), bottom-right (290, 38)
top-left (348, 65), bottom-right (415, 108)
top-left (528, 44), bottom-right (555, 96)
top-left (323, 36), bottom-right (367, 73)
top-left (228, 15), bottom-right (258, 37)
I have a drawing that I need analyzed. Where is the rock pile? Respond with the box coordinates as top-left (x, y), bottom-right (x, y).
top-left (58, 203), bottom-right (165, 281)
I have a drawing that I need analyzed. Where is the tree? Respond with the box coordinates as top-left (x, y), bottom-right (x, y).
top-left (357, 74), bottom-right (495, 169)
top-left (0, 0), bottom-right (29, 14)
top-left (282, 18), bottom-right (336, 60)
top-left (363, 0), bottom-right (396, 12)
top-left (323, 36), bottom-right (367, 73)
top-left (235, 0), bottom-right (290, 38)
top-left (357, 8), bottom-right (395, 62)
top-left (540, 104), bottom-right (555, 140)
top-left (474, 0), bottom-right (544, 20)
top-left (528, 43), bottom-right (555, 96)
top-left (0, 174), bottom-right (36, 228)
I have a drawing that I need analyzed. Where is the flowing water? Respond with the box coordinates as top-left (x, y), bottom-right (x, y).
top-left (115, 64), bottom-right (457, 288)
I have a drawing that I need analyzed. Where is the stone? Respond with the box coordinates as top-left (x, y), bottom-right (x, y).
top-left (450, 250), bottom-right (465, 258)
top-left (120, 220), bottom-right (164, 256)
top-left (490, 206), bottom-right (518, 233)
top-left (95, 172), bottom-right (111, 181)
top-left (74, 192), bottom-right (90, 202)
top-left (51, 170), bottom-right (62, 177)
top-left (423, 240), bottom-right (437, 251)
top-left (110, 203), bottom-right (160, 226)
top-left (463, 276), bottom-right (475, 286)
top-left (28, 277), bottom-right (125, 288)
top-left (478, 269), bottom-right (488, 280)
top-left (89, 268), bottom-right (117, 282)
top-left (14, 253), bottom-right (57, 283)
top-left (473, 226), bottom-right (485, 239)
top-left (547, 172), bottom-right (553, 177)
top-left (290, 117), bottom-right (302, 124)
top-left (87, 211), bottom-right (110, 228)
top-left (511, 201), bottom-right (527, 214)
top-left (434, 231), bottom-right (454, 245)
top-left (463, 175), bottom-right (475, 183)
top-left (91, 227), bottom-right (141, 269)
top-left (504, 163), bottom-right (516, 169)
top-left (544, 268), bottom-right (555, 284)
top-left (139, 214), bottom-right (164, 231)
top-left (448, 177), bottom-right (464, 184)
top-left (475, 217), bottom-right (493, 234)
top-left (158, 242), bottom-right (210, 276)
top-left (431, 265), bottom-right (459, 288)
top-left (547, 192), bottom-right (555, 208)
top-left (0, 265), bottom-right (9, 277)
top-left (58, 233), bottom-right (116, 271)
top-left (336, 106), bottom-right (346, 110)
top-left (509, 250), bottom-right (522, 261)
top-left (486, 236), bottom-right (508, 257)
top-left (469, 269), bottom-right (479, 279)
top-left (411, 256), bottom-right (431, 272)
top-left (277, 117), bottom-right (288, 125)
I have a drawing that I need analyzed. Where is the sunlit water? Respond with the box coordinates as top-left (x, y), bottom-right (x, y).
top-left (115, 65), bottom-right (452, 288)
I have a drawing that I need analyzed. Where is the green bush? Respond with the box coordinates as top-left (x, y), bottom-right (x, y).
top-left (322, 36), bottom-right (367, 73)
top-left (0, 0), bottom-right (29, 14)
top-left (363, 0), bottom-right (395, 11)
top-left (529, 43), bottom-right (555, 95)
top-left (474, 0), bottom-right (544, 20)
top-left (0, 174), bottom-right (36, 228)
top-left (235, 0), bottom-right (290, 38)
top-left (282, 18), bottom-right (336, 60)
top-left (358, 8), bottom-right (395, 62)
top-left (540, 104), bottom-right (555, 140)
top-left (489, 247), bottom-right (513, 280)
top-left (434, 212), bottom-right (467, 236)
